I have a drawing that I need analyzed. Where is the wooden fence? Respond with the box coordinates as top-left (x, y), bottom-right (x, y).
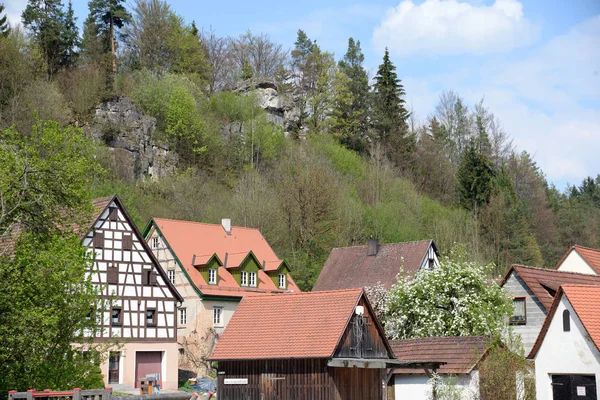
top-left (8, 389), bottom-right (112, 400)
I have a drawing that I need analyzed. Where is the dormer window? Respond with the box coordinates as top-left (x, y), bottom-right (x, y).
top-left (208, 268), bottom-right (217, 285)
top-left (249, 272), bottom-right (257, 287)
top-left (279, 273), bottom-right (286, 289)
top-left (241, 271), bottom-right (248, 286)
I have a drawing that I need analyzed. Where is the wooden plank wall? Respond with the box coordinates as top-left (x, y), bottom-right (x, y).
top-left (217, 359), bottom-right (384, 400)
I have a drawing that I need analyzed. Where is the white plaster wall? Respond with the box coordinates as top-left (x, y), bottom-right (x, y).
top-left (556, 250), bottom-right (598, 275)
top-left (535, 296), bottom-right (600, 400)
top-left (393, 372), bottom-right (477, 400)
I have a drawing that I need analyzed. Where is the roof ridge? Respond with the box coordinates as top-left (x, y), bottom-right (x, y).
top-left (256, 288), bottom-right (363, 297)
top-left (573, 244), bottom-right (600, 253)
top-left (331, 239), bottom-right (433, 251)
top-left (513, 264), bottom-right (600, 278)
top-left (153, 217), bottom-right (262, 231)
top-left (390, 335), bottom-right (490, 342)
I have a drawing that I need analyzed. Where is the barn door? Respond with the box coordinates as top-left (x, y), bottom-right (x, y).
top-left (552, 375), bottom-right (597, 400)
top-left (260, 373), bottom-right (284, 400)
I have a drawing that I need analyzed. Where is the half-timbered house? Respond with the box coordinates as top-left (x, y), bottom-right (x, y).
top-left (209, 289), bottom-right (439, 400)
top-left (84, 196), bottom-right (183, 390)
top-left (142, 218), bottom-right (300, 377)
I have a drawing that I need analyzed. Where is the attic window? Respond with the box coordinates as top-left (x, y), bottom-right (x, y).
top-left (241, 271), bottom-right (248, 286)
top-left (107, 263), bottom-right (119, 284)
top-left (93, 231), bottom-right (104, 248)
top-left (249, 272), bottom-right (257, 287)
top-left (510, 297), bottom-right (526, 325)
top-left (142, 269), bottom-right (158, 286)
top-left (279, 273), bottom-right (286, 289)
top-left (208, 268), bottom-right (217, 285)
top-left (563, 310), bottom-right (570, 332)
top-left (151, 237), bottom-right (159, 249)
top-left (122, 234), bottom-right (133, 251)
top-left (108, 207), bottom-right (118, 221)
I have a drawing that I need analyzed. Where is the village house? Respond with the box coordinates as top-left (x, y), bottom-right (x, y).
top-left (209, 288), bottom-right (439, 400)
top-left (388, 336), bottom-right (491, 400)
top-left (83, 196), bottom-right (183, 390)
top-left (554, 245), bottom-right (600, 275)
top-left (529, 284), bottom-right (600, 399)
top-left (142, 217), bottom-right (300, 377)
top-left (500, 264), bottom-right (600, 354)
top-left (312, 239), bottom-right (439, 291)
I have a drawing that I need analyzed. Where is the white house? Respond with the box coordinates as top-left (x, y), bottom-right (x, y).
top-left (388, 336), bottom-right (490, 400)
top-left (555, 245), bottom-right (600, 276)
top-left (529, 284), bottom-right (600, 400)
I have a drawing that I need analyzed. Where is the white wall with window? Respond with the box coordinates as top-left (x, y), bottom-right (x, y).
top-left (179, 308), bottom-right (186, 326)
top-left (213, 307), bottom-right (223, 327)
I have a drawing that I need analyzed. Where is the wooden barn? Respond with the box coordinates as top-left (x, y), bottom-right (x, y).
top-left (209, 288), bottom-right (437, 400)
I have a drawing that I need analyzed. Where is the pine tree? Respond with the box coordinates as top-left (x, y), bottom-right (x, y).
top-left (0, 3), bottom-right (10, 37)
top-left (240, 57), bottom-right (253, 80)
top-left (457, 140), bottom-right (495, 212)
top-left (22, 0), bottom-right (67, 76)
top-left (60, 0), bottom-right (79, 68)
top-left (335, 37), bottom-right (370, 153)
top-left (87, 0), bottom-right (131, 73)
top-left (373, 48), bottom-right (413, 165)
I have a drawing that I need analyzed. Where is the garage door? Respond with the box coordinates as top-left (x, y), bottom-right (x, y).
top-left (552, 375), bottom-right (597, 400)
top-left (135, 351), bottom-right (162, 388)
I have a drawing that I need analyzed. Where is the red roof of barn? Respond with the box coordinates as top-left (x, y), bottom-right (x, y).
top-left (555, 245), bottom-right (600, 274)
top-left (209, 289), bottom-right (374, 360)
top-left (500, 264), bottom-right (600, 311)
top-left (313, 240), bottom-right (436, 291)
top-left (529, 284), bottom-right (600, 358)
top-left (146, 218), bottom-right (300, 296)
top-left (390, 336), bottom-right (491, 375)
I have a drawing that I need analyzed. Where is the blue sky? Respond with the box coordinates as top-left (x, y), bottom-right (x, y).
top-left (4, 0), bottom-right (599, 190)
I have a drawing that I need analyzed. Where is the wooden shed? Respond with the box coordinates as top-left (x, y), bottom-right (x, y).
top-left (209, 288), bottom-right (435, 400)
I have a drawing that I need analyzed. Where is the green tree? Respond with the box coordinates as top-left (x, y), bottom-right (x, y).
top-left (385, 257), bottom-right (512, 339)
top-left (60, 0), bottom-right (79, 68)
top-left (0, 120), bottom-right (105, 394)
top-left (87, 0), bottom-right (131, 73)
top-left (372, 48), bottom-right (413, 166)
top-left (240, 57), bottom-right (253, 80)
top-left (0, 3), bottom-right (10, 37)
top-left (457, 141), bottom-right (494, 212)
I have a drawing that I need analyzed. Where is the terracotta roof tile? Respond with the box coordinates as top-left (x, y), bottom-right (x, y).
top-left (390, 336), bottom-right (490, 375)
top-left (313, 240), bottom-right (435, 291)
top-left (501, 265), bottom-right (600, 311)
top-left (209, 289), bottom-right (363, 360)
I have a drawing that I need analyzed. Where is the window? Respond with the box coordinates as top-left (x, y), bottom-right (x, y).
top-left (168, 269), bottom-right (175, 284)
top-left (152, 237), bottom-right (159, 249)
top-left (142, 269), bottom-right (157, 286)
top-left (93, 231), bottom-right (104, 248)
top-left (279, 273), bottom-right (286, 289)
top-left (241, 271), bottom-right (248, 286)
top-left (122, 234), bottom-right (133, 251)
top-left (213, 307), bottom-right (222, 327)
top-left (107, 263), bottom-right (119, 284)
top-left (208, 268), bottom-right (217, 284)
top-left (179, 308), bottom-right (187, 325)
top-left (249, 272), bottom-right (257, 287)
top-left (510, 298), bottom-right (526, 325)
top-left (563, 310), bottom-right (571, 332)
top-left (146, 309), bottom-right (157, 327)
top-left (111, 307), bottom-right (122, 326)
top-left (108, 207), bottom-right (118, 221)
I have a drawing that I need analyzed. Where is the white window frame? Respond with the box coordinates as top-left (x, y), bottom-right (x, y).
top-left (167, 269), bottom-right (175, 284)
top-left (152, 237), bottom-right (159, 249)
top-left (213, 307), bottom-right (223, 327)
top-left (249, 271), bottom-right (257, 287)
top-left (179, 308), bottom-right (187, 325)
top-left (279, 273), bottom-right (286, 289)
top-left (241, 271), bottom-right (248, 286)
top-left (208, 268), bottom-right (217, 284)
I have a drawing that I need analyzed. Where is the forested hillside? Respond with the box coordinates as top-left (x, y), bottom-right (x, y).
top-left (1, 0), bottom-right (599, 290)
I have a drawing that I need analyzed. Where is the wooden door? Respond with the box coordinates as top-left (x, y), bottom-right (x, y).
top-left (108, 352), bottom-right (120, 384)
top-left (135, 351), bottom-right (162, 388)
top-left (260, 373), bottom-right (285, 400)
top-left (552, 375), bottom-right (597, 400)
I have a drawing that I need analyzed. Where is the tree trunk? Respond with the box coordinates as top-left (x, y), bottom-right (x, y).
top-left (110, 16), bottom-right (116, 73)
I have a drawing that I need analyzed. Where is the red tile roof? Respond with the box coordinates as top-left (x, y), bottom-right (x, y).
top-left (209, 289), bottom-right (365, 360)
top-left (529, 285), bottom-right (600, 358)
top-left (555, 245), bottom-right (600, 274)
top-left (501, 265), bottom-right (600, 311)
top-left (313, 240), bottom-right (436, 291)
top-left (390, 336), bottom-right (491, 375)
top-left (148, 218), bottom-right (300, 296)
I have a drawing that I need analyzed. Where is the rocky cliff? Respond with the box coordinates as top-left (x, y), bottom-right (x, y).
top-left (86, 97), bottom-right (179, 182)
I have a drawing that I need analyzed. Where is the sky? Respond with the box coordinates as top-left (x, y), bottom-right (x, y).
top-left (3, 0), bottom-right (599, 190)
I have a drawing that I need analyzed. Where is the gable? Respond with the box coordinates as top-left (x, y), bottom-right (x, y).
top-left (557, 249), bottom-right (599, 275)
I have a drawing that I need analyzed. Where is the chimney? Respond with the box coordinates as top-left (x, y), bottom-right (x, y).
top-left (221, 218), bottom-right (231, 235)
top-left (367, 238), bottom-right (379, 256)
top-left (223, 252), bottom-right (228, 268)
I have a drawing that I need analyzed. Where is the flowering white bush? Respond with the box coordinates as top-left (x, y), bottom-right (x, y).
top-left (364, 282), bottom-right (389, 324)
top-left (385, 258), bottom-right (512, 339)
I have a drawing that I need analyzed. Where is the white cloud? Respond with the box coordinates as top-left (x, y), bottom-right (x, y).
top-left (3, 0), bottom-right (26, 27)
top-left (372, 0), bottom-right (540, 57)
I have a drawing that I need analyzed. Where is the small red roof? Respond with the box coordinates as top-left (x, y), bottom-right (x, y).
top-left (501, 264), bottom-right (600, 311)
top-left (313, 240), bottom-right (436, 291)
top-left (209, 289), bottom-right (365, 360)
top-left (390, 336), bottom-right (491, 375)
top-left (529, 284), bottom-right (600, 358)
top-left (555, 245), bottom-right (600, 274)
